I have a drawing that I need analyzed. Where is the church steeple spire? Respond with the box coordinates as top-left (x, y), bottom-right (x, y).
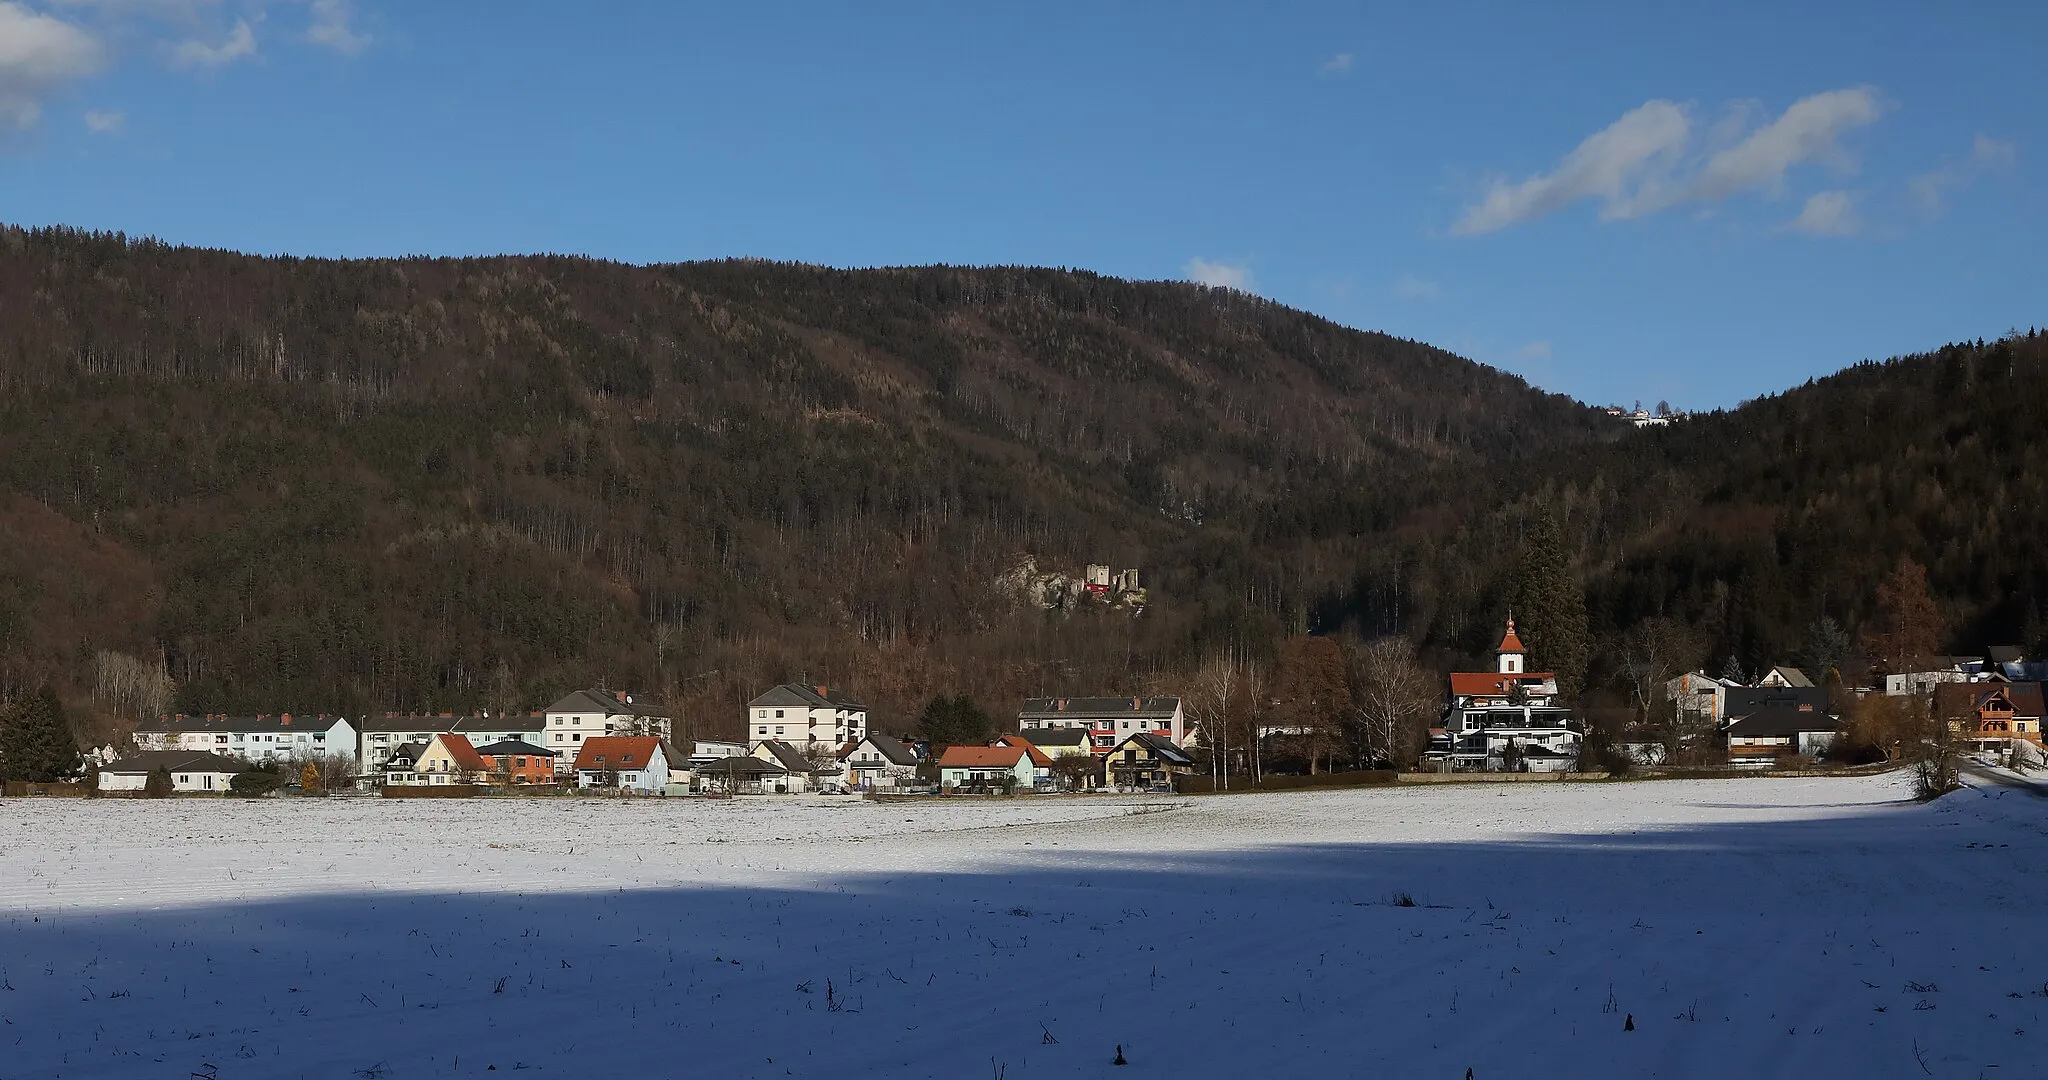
top-left (1497, 616), bottom-right (1527, 675)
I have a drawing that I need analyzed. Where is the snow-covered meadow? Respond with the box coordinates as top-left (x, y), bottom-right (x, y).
top-left (3, 775), bottom-right (2045, 1078)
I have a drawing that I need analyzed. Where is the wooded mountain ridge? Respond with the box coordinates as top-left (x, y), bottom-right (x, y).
top-left (0, 225), bottom-right (2040, 741)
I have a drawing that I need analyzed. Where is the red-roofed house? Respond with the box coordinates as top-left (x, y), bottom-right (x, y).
top-left (937, 744), bottom-right (1037, 792)
top-left (573, 736), bottom-right (676, 794)
top-left (414, 733), bottom-right (487, 786)
top-left (993, 734), bottom-right (1059, 788)
top-left (1426, 617), bottom-right (1582, 771)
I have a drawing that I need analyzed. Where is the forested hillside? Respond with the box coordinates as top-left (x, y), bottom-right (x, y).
top-left (0, 225), bottom-right (2040, 743)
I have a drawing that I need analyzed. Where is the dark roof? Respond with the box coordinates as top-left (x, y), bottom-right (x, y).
top-left (1724, 707), bottom-right (1842, 738)
top-left (1118, 732), bottom-right (1195, 765)
top-left (1014, 726), bottom-right (1090, 748)
top-left (472, 738), bottom-right (558, 757)
top-left (1018, 697), bottom-right (1181, 720)
top-left (758, 740), bottom-right (840, 774)
top-left (1723, 686), bottom-right (1829, 715)
top-left (360, 714), bottom-right (544, 735)
top-left (748, 684), bottom-right (868, 711)
top-left (102, 750), bottom-right (250, 775)
top-left (846, 733), bottom-right (919, 766)
top-left (383, 741), bottom-right (429, 767)
top-left (1934, 682), bottom-right (2045, 719)
top-left (1765, 666), bottom-right (1815, 688)
top-left (546, 690), bottom-right (668, 718)
top-left (1987, 646), bottom-right (2026, 665)
top-left (133, 714), bottom-right (352, 734)
top-left (698, 755), bottom-right (786, 777)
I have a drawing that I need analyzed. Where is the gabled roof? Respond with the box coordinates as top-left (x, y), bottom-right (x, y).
top-left (426, 733), bottom-right (487, 772)
top-left (101, 750), bottom-right (250, 775)
top-left (1987, 645), bottom-right (2026, 665)
top-left (382, 741), bottom-right (429, 767)
top-left (756, 739), bottom-right (838, 774)
top-left (1497, 618), bottom-right (1527, 655)
top-left (1117, 732), bottom-right (1195, 765)
top-left (843, 733), bottom-right (919, 766)
top-left (1765, 666), bottom-right (1815, 688)
top-left (573, 736), bottom-right (666, 771)
top-left (1723, 707), bottom-right (1842, 738)
top-left (133, 714), bottom-right (352, 734)
top-left (1934, 681), bottom-right (2045, 719)
top-left (472, 738), bottom-right (558, 758)
top-left (1449, 672), bottom-right (1556, 698)
top-left (747, 684), bottom-right (868, 711)
top-left (698, 755), bottom-right (786, 777)
top-left (937, 745), bottom-right (1027, 769)
top-left (1016, 697), bottom-right (1181, 720)
top-left (361, 714), bottom-right (543, 735)
top-left (546, 690), bottom-right (668, 718)
top-left (993, 735), bottom-right (1055, 767)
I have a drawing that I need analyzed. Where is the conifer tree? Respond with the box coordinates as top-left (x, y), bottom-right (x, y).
top-left (0, 686), bottom-right (79, 783)
top-left (1511, 508), bottom-right (1589, 697)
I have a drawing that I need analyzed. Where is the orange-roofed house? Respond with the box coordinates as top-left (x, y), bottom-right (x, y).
top-left (573, 736), bottom-right (676, 794)
top-left (936, 744), bottom-right (1037, 793)
top-left (415, 733), bottom-right (488, 785)
top-left (1426, 617), bottom-right (1582, 772)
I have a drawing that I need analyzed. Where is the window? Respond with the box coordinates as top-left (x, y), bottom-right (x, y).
top-left (776, 726), bottom-right (785, 735)
top-left (758, 727), bottom-right (768, 735)
top-left (313, 733), bottom-right (325, 742)
top-left (775, 709), bottom-right (785, 718)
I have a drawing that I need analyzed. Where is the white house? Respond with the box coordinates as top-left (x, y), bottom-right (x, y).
top-left (746, 685), bottom-right (869, 750)
top-left (573, 736), bottom-right (676, 794)
top-left (1428, 618), bottom-right (1582, 770)
top-left (545, 691), bottom-right (672, 770)
top-left (752, 740), bottom-right (845, 793)
top-left (132, 714), bottom-right (358, 766)
top-left (839, 734), bottom-right (922, 791)
top-left (414, 734), bottom-right (487, 785)
top-left (97, 750), bottom-right (248, 793)
top-left (1015, 696), bottom-right (1186, 754)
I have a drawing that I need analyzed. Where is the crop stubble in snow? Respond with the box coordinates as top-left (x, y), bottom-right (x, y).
top-left (1, 774), bottom-right (2044, 1078)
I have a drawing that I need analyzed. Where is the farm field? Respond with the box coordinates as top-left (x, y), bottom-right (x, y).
top-left (2, 776), bottom-right (2045, 1079)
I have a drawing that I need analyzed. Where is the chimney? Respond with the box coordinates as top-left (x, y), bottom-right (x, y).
top-left (1131, 697), bottom-right (1141, 710)
top-left (816, 686), bottom-right (828, 697)
top-left (280, 714), bottom-right (292, 726)
top-left (614, 690), bottom-right (626, 703)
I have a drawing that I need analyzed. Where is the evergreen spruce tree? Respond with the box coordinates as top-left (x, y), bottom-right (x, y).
top-left (0, 686), bottom-right (80, 783)
top-left (1799, 616), bottom-right (1852, 685)
top-left (1511, 508), bottom-right (1589, 697)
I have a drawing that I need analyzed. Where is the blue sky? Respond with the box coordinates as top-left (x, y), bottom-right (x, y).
top-left (0, 1), bottom-right (2040, 408)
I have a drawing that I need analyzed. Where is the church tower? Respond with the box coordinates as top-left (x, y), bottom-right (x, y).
top-left (1497, 617), bottom-right (1527, 675)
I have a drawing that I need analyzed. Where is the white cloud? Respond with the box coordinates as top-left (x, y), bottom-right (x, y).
top-left (1910, 134), bottom-right (2018, 213)
top-left (0, 1), bottom-right (105, 130)
top-left (171, 17), bottom-right (256, 68)
top-left (83, 106), bottom-right (122, 131)
top-left (1392, 273), bottom-right (1441, 301)
top-left (1453, 100), bottom-right (1690, 235)
top-left (1516, 340), bottom-right (1553, 360)
top-left (1319, 52), bottom-right (1353, 76)
top-left (1687, 87), bottom-right (1881, 203)
top-left (1783, 190), bottom-right (1860, 236)
top-left (1183, 257), bottom-right (1255, 293)
top-left (1971, 134), bottom-right (2016, 169)
top-left (306, 0), bottom-right (368, 54)
top-left (1455, 87), bottom-right (1885, 235)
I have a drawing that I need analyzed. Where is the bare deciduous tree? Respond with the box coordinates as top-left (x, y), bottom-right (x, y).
top-left (1185, 653), bottom-right (1239, 789)
top-left (1349, 638), bottom-right (1437, 769)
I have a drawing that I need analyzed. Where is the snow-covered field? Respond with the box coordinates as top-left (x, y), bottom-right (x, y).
top-left (3, 775), bottom-right (2045, 1079)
